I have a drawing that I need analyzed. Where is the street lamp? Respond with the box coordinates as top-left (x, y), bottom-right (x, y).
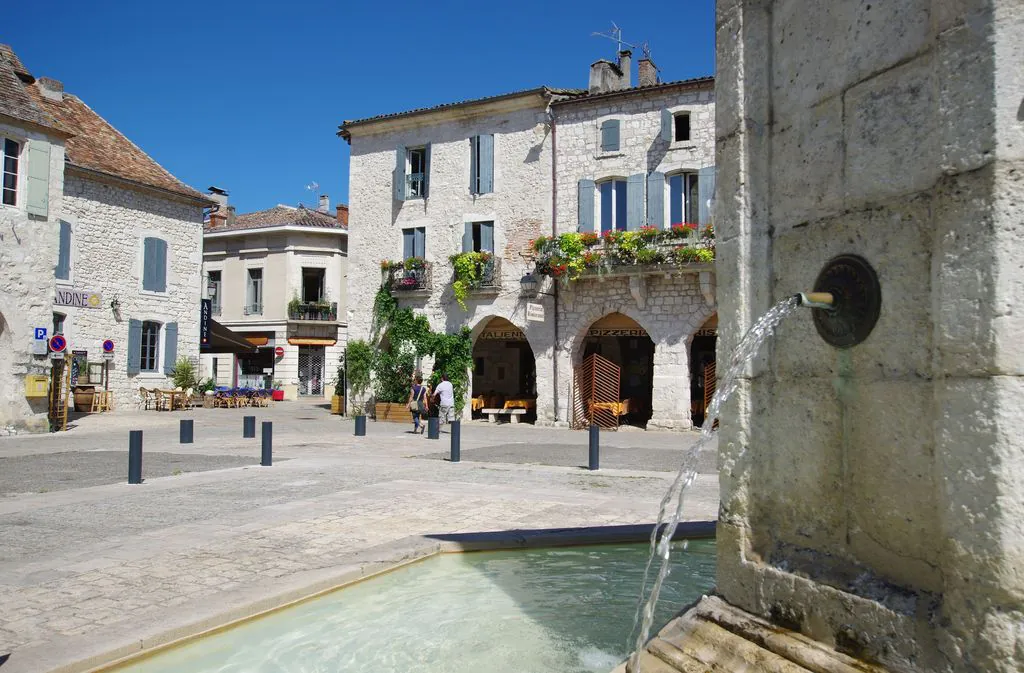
top-left (520, 272), bottom-right (539, 297)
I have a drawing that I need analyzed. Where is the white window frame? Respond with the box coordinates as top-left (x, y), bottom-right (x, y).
top-left (596, 177), bottom-right (628, 233)
top-left (140, 320), bottom-right (162, 373)
top-left (207, 269), bottom-right (223, 315)
top-left (246, 267), bottom-right (264, 315)
top-left (1, 135), bottom-right (24, 210)
top-left (668, 171), bottom-right (700, 226)
top-left (406, 146), bottom-right (427, 199)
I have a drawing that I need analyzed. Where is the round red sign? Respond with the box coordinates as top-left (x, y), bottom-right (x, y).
top-left (274, 346), bottom-right (284, 357)
top-left (49, 334), bottom-right (67, 353)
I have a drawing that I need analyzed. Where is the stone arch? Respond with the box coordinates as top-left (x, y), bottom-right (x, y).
top-left (469, 315), bottom-right (539, 423)
top-left (566, 304), bottom-right (658, 368)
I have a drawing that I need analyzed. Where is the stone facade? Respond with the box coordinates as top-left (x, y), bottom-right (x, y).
top-left (57, 172), bottom-right (204, 406)
top-left (716, 1), bottom-right (1024, 671)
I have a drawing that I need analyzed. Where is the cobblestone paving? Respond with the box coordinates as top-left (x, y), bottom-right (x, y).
top-left (0, 402), bottom-right (718, 672)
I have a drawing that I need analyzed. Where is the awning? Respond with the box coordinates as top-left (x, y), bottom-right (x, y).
top-left (287, 337), bottom-right (336, 346)
top-left (246, 336), bottom-right (269, 346)
top-left (203, 320), bottom-right (258, 353)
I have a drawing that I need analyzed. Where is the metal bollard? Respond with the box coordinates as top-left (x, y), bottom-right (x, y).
top-left (261, 422), bottom-right (272, 466)
top-left (243, 415), bottom-right (256, 438)
top-left (588, 424), bottom-right (600, 471)
top-left (179, 419), bottom-right (193, 444)
top-left (427, 416), bottom-right (439, 440)
top-left (128, 430), bottom-right (143, 484)
top-left (450, 420), bottom-right (461, 462)
top-left (354, 415), bottom-right (366, 436)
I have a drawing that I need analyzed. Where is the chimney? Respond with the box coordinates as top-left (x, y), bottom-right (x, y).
top-left (617, 50), bottom-right (632, 89)
top-left (318, 194), bottom-right (330, 213)
top-left (206, 187), bottom-right (229, 228)
top-left (226, 205), bottom-right (236, 228)
top-left (38, 77), bottom-right (63, 102)
top-left (638, 58), bottom-right (658, 87)
top-left (336, 204), bottom-right (349, 227)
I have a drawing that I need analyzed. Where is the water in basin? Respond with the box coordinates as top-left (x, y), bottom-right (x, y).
top-left (114, 542), bottom-right (715, 673)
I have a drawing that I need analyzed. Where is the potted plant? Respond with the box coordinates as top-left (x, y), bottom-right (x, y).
top-left (271, 380), bottom-right (285, 402)
top-left (330, 362), bottom-right (345, 415)
top-left (346, 340), bottom-right (374, 435)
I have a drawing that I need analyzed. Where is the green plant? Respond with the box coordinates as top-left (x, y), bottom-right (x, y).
top-left (170, 357), bottom-right (199, 390)
top-left (672, 245), bottom-right (715, 265)
top-left (635, 247), bottom-right (665, 265)
top-left (346, 340), bottom-right (375, 414)
top-left (272, 379), bottom-right (283, 390)
top-left (449, 251), bottom-right (492, 310)
top-left (198, 377), bottom-right (216, 393)
top-left (287, 295), bottom-right (302, 315)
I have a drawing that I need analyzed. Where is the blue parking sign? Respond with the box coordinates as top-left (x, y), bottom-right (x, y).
top-left (34, 327), bottom-right (47, 340)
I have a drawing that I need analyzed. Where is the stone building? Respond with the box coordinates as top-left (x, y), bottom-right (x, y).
top-left (340, 53), bottom-right (716, 430)
top-left (200, 194), bottom-right (348, 399)
top-left (0, 45), bottom-right (210, 431)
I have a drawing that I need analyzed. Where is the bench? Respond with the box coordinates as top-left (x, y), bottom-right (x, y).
top-left (482, 408), bottom-right (527, 424)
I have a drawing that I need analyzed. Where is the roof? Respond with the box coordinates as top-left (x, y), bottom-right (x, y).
top-left (0, 44), bottom-right (70, 134)
top-left (205, 204), bottom-right (346, 234)
top-left (1, 44), bottom-right (209, 204)
top-left (552, 76), bottom-right (715, 106)
top-left (338, 86), bottom-right (585, 139)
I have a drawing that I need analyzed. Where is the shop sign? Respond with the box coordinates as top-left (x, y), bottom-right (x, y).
top-left (479, 328), bottom-right (526, 341)
top-left (526, 303), bottom-right (545, 323)
top-left (200, 299), bottom-right (212, 346)
top-left (587, 328), bottom-right (648, 337)
top-left (54, 288), bottom-right (102, 309)
top-left (695, 328), bottom-right (718, 337)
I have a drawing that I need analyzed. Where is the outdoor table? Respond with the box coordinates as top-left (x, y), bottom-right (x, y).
top-left (472, 397), bottom-right (486, 412)
top-left (503, 399), bottom-right (536, 411)
top-left (158, 389), bottom-right (185, 411)
top-left (590, 399), bottom-right (631, 416)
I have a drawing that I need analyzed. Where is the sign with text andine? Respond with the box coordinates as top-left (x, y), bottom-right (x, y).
top-left (54, 288), bottom-right (102, 309)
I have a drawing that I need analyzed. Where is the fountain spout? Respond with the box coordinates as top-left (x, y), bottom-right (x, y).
top-left (795, 292), bottom-right (834, 311)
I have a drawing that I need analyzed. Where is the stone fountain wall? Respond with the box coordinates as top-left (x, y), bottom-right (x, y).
top-left (715, 1), bottom-right (1023, 671)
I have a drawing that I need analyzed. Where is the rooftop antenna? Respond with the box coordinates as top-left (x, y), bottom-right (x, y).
top-left (591, 23), bottom-right (652, 60)
top-left (304, 181), bottom-right (320, 208)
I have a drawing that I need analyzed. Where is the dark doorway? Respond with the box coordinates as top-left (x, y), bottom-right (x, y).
top-left (689, 314), bottom-right (718, 427)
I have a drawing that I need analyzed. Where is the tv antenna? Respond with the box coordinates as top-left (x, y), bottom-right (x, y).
top-left (591, 23), bottom-right (651, 60)
top-left (305, 181), bottom-right (320, 206)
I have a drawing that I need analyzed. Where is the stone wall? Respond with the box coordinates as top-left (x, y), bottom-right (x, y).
top-left (0, 122), bottom-right (65, 432)
top-left (59, 174), bottom-right (203, 407)
top-left (717, 1), bottom-right (1024, 670)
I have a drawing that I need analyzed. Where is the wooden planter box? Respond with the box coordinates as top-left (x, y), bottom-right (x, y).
top-left (375, 402), bottom-right (412, 423)
top-left (331, 395), bottom-right (345, 415)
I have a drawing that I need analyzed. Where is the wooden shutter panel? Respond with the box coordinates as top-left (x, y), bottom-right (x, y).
top-left (578, 179), bottom-right (596, 232)
top-left (698, 166), bottom-right (716, 226)
top-left (394, 146), bottom-right (406, 201)
top-left (661, 109), bottom-right (673, 143)
top-left (142, 237), bottom-right (156, 290)
top-left (26, 140), bottom-right (50, 217)
top-left (163, 322), bottom-right (178, 375)
top-left (154, 238), bottom-right (167, 292)
top-left (414, 227), bottom-right (425, 258)
top-left (422, 144), bottom-right (431, 198)
top-left (56, 220), bottom-right (71, 280)
top-left (127, 319), bottom-right (142, 375)
top-left (403, 229), bottom-right (415, 259)
top-left (462, 223), bottom-right (473, 253)
top-left (469, 136), bottom-right (478, 194)
top-left (600, 120), bottom-right (620, 152)
top-left (626, 174), bottom-right (645, 231)
top-left (481, 222), bottom-right (494, 252)
top-left (479, 134), bottom-right (493, 193)
top-left (646, 172), bottom-right (665, 228)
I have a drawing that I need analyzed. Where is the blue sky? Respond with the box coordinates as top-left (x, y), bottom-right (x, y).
top-left (7, 0), bottom-right (715, 213)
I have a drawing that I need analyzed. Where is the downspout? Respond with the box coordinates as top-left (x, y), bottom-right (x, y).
top-left (547, 99), bottom-right (560, 425)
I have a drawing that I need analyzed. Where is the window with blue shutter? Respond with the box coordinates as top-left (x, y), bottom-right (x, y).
top-left (465, 221), bottom-right (494, 252)
top-left (403, 228), bottom-right (415, 259)
top-left (578, 179), bottom-right (595, 232)
top-left (661, 109), bottom-right (673, 143)
top-left (626, 174), bottom-right (645, 230)
top-left (55, 220), bottom-right (71, 280)
top-left (127, 319), bottom-right (143, 375)
top-left (405, 146), bottom-right (429, 199)
top-left (142, 237), bottom-right (167, 292)
top-left (470, 135), bottom-right (494, 194)
top-left (413, 226), bottom-right (425, 258)
top-left (462, 223), bottom-right (473, 253)
top-left (162, 322), bottom-right (178, 375)
top-left (600, 120), bottom-right (620, 152)
top-left (422, 144), bottom-right (431, 198)
top-left (647, 172), bottom-right (665, 228)
top-left (480, 221), bottom-right (493, 252)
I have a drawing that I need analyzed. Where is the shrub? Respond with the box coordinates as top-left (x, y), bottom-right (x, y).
top-left (170, 358), bottom-right (199, 390)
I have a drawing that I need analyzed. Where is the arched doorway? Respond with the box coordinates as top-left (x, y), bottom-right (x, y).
top-left (578, 313), bottom-right (654, 428)
top-left (471, 317), bottom-right (537, 422)
top-left (690, 314), bottom-right (718, 427)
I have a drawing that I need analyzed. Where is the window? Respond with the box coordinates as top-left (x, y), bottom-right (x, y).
top-left (142, 237), bottom-right (168, 292)
top-left (669, 173), bottom-right (700, 225)
top-left (599, 179), bottom-right (628, 233)
top-left (600, 120), bottom-right (620, 152)
top-left (302, 267), bottom-right (325, 302)
top-left (208, 270), bottom-right (222, 314)
top-left (470, 134), bottom-right (494, 194)
top-left (463, 221), bottom-right (494, 253)
top-left (52, 312), bottom-right (65, 336)
top-left (140, 321), bottom-right (160, 372)
top-left (407, 147), bottom-right (427, 198)
top-left (674, 113), bottom-right (691, 142)
top-left (55, 220), bottom-right (72, 281)
top-left (246, 268), bottom-right (263, 314)
top-left (402, 227), bottom-right (426, 260)
top-left (2, 139), bottom-right (18, 206)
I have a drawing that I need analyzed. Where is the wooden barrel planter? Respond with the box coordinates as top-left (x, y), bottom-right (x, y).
top-left (375, 402), bottom-right (413, 423)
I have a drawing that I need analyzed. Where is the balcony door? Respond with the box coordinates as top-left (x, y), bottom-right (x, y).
top-left (302, 268), bottom-right (325, 302)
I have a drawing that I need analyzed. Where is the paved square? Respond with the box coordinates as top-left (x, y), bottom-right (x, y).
top-left (0, 402), bottom-right (718, 673)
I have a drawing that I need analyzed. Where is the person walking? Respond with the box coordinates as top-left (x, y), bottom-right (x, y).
top-left (407, 375), bottom-right (429, 434)
top-left (432, 373), bottom-right (455, 428)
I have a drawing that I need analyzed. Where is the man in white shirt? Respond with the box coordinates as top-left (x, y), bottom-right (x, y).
top-left (432, 373), bottom-right (455, 425)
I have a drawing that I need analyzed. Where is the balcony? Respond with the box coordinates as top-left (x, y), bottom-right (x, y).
top-left (288, 300), bottom-right (338, 322)
top-left (243, 303), bottom-right (263, 316)
top-left (383, 260), bottom-right (432, 297)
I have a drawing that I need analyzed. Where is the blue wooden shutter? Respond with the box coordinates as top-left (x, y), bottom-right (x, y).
top-left (26, 140), bottom-right (50, 217)
top-left (578, 179), bottom-right (595, 232)
top-left (462, 223), bottom-right (473, 252)
top-left (163, 322), bottom-right (178, 375)
top-left (479, 134), bottom-right (493, 193)
top-left (154, 238), bottom-right (167, 292)
top-left (56, 220), bottom-right (71, 280)
top-left (394, 146), bottom-right (406, 201)
top-left (403, 229), bottom-right (415, 259)
top-left (600, 120), bottom-right (620, 152)
top-left (626, 174), bottom-right (645, 231)
top-left (142, 237), bottom-right (156, 290)
top-left (698, 166), bottom-right (716, 226)
top-left (646, 172), bottom-right (665, 228)
top-left (481, 222), bottom-right (494, 252)
top-left (661, 109), bottom-right (672, 143)
top-left (414, 227), bottom-right (425, 258)
top-left (422, 144), bottom-right (431, 198)
top-left (127, 319), bottom-right (142, 375)
top-left (469, 137), bottom-right (478, 193)
top-left (144, 237), bottom-right (167, 292)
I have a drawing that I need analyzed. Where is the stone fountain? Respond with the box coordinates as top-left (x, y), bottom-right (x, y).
top-left (624, 1), bottom-right (1024, 671)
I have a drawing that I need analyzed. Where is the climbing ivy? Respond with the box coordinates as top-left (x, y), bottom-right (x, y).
top-left (449, 251), bottom-right (492, 310)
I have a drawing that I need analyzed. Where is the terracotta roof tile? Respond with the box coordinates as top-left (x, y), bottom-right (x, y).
top-left (0, 44), bottom-right (70, 134)
top-left (206, 205), bottom-right (346, 233)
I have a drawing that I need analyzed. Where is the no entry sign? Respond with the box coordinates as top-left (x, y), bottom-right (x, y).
top-left (274, 346), bottom-right (284, 357)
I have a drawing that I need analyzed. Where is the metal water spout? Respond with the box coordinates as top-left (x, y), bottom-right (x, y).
top-left (794, 292), bottom-right (834, 310)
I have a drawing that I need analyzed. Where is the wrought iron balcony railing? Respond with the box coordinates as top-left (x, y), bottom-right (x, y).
top-left (385, 263), bottom-right (432, 293)
top-left (288, 301), bottom-right (338, 321)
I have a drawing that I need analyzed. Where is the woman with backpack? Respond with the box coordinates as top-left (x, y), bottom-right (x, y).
top-left (407, 374), bottom-right (429, 434)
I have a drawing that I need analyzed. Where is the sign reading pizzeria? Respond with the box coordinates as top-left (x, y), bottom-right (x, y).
top-left (54, 288), bottom-right (103, 309)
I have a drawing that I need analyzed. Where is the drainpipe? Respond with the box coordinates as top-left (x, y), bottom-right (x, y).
top-left (547, 100), bottom-right (560, 425)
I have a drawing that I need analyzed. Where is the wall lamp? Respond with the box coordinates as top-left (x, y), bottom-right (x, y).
top-left (519, 272), bottom-right (554, 298)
